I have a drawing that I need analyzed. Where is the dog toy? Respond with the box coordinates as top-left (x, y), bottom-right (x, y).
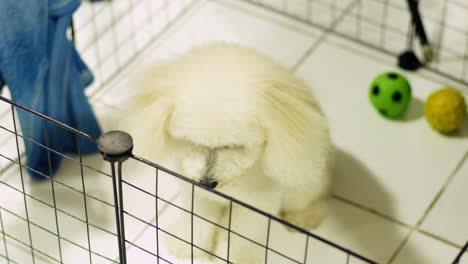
top-left (424, 87), bottom-right (466, 134)
top-left (369, 72), bottom-right (412, 119)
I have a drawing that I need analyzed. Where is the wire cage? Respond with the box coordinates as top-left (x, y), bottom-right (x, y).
top-left (0, 96), bottom-right (381, 264)
top-left (249, 0), bottom-right (468, 86)
top-left (0, 0), bottom-right (467, 263)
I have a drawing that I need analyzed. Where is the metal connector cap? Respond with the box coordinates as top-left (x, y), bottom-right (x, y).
top-left (398, 50), bottom-right (422, 71)
top-left (98, 130), bottom-right (133, 162)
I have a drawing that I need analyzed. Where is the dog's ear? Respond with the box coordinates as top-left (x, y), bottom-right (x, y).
top-left (259, 78), bottom-right (331, 189)
top-left (127, 61), bottom-right (177, 107)
top-left (122, 63), bottom-right (175, 159)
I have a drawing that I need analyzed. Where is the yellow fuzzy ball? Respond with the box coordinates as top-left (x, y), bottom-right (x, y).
top-left (424, 87), bottom-right (466, 134)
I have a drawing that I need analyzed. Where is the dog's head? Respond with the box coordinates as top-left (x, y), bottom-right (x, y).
top-left (131, 45), bottom-right (330, 190)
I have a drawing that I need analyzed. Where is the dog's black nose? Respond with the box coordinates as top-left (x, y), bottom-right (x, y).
top-left (199, 179), bottom-right (218, 189)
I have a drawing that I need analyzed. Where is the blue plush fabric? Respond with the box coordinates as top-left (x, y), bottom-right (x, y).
top-left (0, 0), bottom-right (102, 180)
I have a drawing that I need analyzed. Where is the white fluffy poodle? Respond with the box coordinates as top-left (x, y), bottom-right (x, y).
top-left (126, 43), bottom-right (332, 263)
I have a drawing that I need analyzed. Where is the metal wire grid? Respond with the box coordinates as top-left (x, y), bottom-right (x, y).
top-left (0, 99), bottom-right (115, 264)
top-left (71, 0), bottom-right (196, 97)
top-left (71, 0), bottom-right (468, 97)
top-left (245, 0), bottom-right (468, 88)
top-left (0, 96), bottom-right (379, 264)
top-left (0, 0), bottom-right (195, 172)
top-left (71, 0), bottom-right (466, 262)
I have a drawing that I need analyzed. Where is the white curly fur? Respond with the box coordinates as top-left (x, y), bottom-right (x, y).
top-left (124, 43), bottom-right (332, 263)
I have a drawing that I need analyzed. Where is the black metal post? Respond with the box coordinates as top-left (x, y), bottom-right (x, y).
top-left (399, 0), bottom-right (435, 71)
top-left (98, 131), bottom-right (134, 264)
top-left (452, 240), bottom-right (468, 264)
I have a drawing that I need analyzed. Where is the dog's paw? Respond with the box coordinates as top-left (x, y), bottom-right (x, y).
top-left (215, 233), bottom-right (264, 264)
top-left (281, 200), bottom-right (328, 230)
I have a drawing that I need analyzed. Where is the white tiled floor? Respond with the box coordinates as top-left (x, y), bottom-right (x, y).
top-left (0, 0), bottom-right (467, 263)
top-left (421, 153), bottom-right (468, 247)
top-left (296, 33), bottom-right (468, 226)
top-left (392, 232), bottom-right (468, 264)
top-left (313, 199), bottom-right (410, 263)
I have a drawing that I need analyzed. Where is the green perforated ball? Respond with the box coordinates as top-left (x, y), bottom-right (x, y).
top-left (369, 72), bottom-right (412, 119)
